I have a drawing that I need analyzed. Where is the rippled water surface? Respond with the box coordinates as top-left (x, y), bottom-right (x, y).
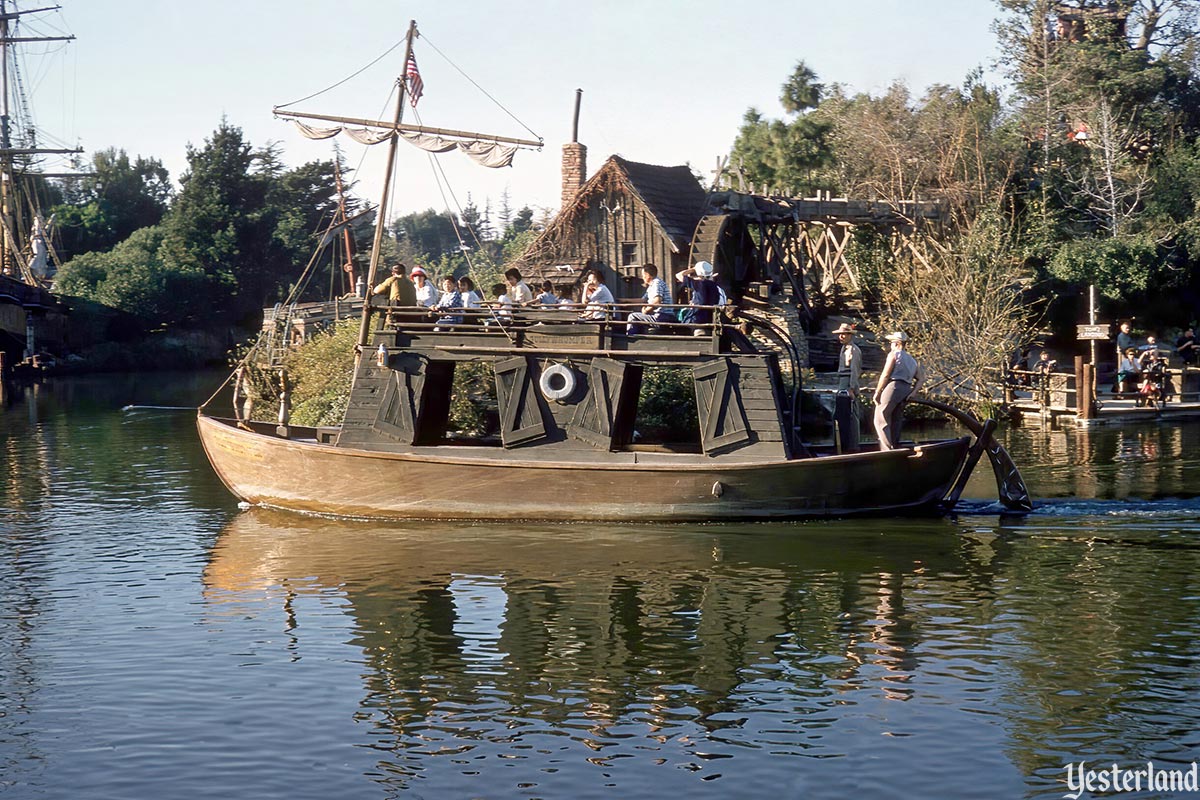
top-left (3, 375), bottom-right (1200, 799)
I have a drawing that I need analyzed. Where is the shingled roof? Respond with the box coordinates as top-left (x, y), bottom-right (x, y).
top-left (607, 156), bottom-right (707, 248)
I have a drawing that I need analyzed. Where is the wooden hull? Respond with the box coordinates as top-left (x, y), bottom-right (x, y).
top-left (197, 414), bottom-right (972, 521)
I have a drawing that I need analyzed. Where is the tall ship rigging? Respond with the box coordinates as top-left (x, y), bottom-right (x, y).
top-left (0, 0), bottom-right (79, 366)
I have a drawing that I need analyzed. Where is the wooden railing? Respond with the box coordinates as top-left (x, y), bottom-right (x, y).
top-left (1001, 360), bottom-right (1200, 414)
top-left (371, 299), bottom-right (731, 337)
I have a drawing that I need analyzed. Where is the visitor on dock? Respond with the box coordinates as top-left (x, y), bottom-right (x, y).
top-left (674, 261), bottom-right (721, 336)
top-left (504, 268), bottom-right (534, 306)
top-left (580, 268), bottom-right (615, 320)
top-left (432, 276), bottom-right (464, 329)
top-left (1176, 327), bottom-right (1197, 366)
top-left (1137, 335), bottom-right (1163, 370)
top-left (1034, 350), bottom-right (1056, 407)
top-left (1008, 346), bottom-right (1032, 387)
top-left (1116, 348), bottom-right (1141, 397)
top-left (411, 266), bottom-right (438, 307)
top-left (625, 264), bottom-right (672, 334)
top-left (833, 323), bottom-right (863, 452)
top-left (372, 264), bottom-right (417, 324)
top-left (1138, 348), bottom-right (1170, 405)
top-left (535, 281), bottom-right (560, 306)
top-left (1115, 319), bottom-right (1135, 363)
top-left (873, 331), bottom-right (922, 451)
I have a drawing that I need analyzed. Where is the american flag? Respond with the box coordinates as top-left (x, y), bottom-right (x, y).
top-left (406, 53), bottom-right (423, 107)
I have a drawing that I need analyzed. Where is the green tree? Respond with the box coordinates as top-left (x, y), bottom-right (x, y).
top-left (57, 121), bottom-right (345, 330)
top-left (393, 209), bottom-right (463, 262)
top-left (994, 0), bottom-right (1200, 308)
top-left (51, 148), bottom-right (172, 257)
top-left (729, 60), bottom-right (834, 195)
top-left (55, 225), bottom-right (208, 326)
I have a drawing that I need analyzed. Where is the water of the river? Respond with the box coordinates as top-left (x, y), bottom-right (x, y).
top-left (3, 373), bottom-right (1200, 800)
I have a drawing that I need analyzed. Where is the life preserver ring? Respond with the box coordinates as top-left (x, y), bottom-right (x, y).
top-left (539, 363), bottom-right (577, 402)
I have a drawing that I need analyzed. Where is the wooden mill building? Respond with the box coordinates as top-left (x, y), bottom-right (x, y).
top-left (513, 153), bottom-right (707, 302)
top-left (514, 139), bottom-right (945, 368)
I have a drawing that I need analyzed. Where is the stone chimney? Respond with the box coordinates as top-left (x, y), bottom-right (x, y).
top-left (561, 142), bottom-right (587, 210)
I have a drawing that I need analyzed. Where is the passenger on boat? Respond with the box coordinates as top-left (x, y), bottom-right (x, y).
top-left (873, 331), bottom-right (923, 451)
top-left (484, 282), bottom-right (513, 326)
top-left (432, 276), bottom-right (464, 329)
top-left (372, 264), bottom-right (417, 324)
top-left (456, 277), bottom-right (480, 323)
top-left (535, 280), bottom-right (560, 306)
top-left (674, 261), bottom-right (721, 336)
top-left (411, 266), bottom-right (438, 307)
top-left (625, 264), bottom-right (672, 334)
top-left (505, 268), bottom-right (534, 306)
top-left (373, 264), bottom-right (416, 304)
top-left (580, 268), bottom-right (615, 320)
top-left (833, 322), bottom-right (862, 452)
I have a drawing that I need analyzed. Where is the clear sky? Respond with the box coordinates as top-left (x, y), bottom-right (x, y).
top-left (19, 0), bottom-right (1005, 223)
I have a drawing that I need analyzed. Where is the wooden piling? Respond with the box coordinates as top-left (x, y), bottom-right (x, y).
top-left (1079, 358), bottom-right (1095, 420)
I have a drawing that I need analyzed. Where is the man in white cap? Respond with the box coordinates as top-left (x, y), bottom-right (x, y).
top-left (674, 260), bottom-right (722, 336)
top-left (872, 331), bottom-right (923, 450)
top-left (832, 322), bottom-right (862, 452)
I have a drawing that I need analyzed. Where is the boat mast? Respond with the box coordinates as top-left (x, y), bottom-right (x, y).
top-left (0, 1), bottom-right (77, 282)
top-left (272, 19), bottom-right (540, 348)
top-left (356, 18), bottom-right (417, 352)
top-left (332, 153), bottom-right (355, 297)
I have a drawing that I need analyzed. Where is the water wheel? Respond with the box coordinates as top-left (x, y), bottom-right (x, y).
top-left (689, 214), bottom-right (757, 284)
top-left (689, 214), bottom-right (811, 317)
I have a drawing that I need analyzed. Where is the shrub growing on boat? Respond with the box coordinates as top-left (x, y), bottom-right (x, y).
top-left (635, 366), bottom-right (700, 444)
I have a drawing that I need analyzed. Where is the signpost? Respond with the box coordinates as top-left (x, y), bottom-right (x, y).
top-left (1076, 324), bottom-right (1111, 340)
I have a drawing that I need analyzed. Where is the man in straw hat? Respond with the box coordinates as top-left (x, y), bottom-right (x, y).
top-left (873, 331), bottom-right (923, 450)
top-left (832, 322), bottom-right (862, 452)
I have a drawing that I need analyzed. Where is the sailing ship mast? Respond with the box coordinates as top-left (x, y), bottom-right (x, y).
top-left (0, 1), bottom-right (80, 285)
top-left (273, 19), bottom-right (542, 351)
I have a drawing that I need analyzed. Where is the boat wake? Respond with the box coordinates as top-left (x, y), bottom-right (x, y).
top-left (954, 496), bottom-right (1200, 520)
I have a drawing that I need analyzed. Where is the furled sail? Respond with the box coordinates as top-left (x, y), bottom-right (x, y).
top-left (288, 119), bottom-right (517, 168)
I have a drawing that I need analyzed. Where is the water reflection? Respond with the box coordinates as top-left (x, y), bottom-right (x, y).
top-left (205, 510), bottom-right (1024, 794)
top-left (967, 422), bottom-right (1200, 501)
top-left (200, 509), bottom-right (1200, 797)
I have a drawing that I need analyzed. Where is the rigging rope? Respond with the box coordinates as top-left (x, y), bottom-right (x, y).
top-left (414, 107), bottom-right (516, 342)
top-left (275, 37), bottom-right (408, 110)
top-left (419, 34), bottom-right (542, 143)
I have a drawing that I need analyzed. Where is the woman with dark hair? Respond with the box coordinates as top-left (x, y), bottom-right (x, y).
top-left (432, 275), bottom-right (464, 329)
top-left (580, 269), bottom-right (614, 320)
top-left (535, 280), bottom-right (559, 306)
top-left (504, 267), bottom-right (534, 306)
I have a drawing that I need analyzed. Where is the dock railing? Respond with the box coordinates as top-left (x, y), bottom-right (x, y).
top-left (1001, 358), bottom-right (1200, 415)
